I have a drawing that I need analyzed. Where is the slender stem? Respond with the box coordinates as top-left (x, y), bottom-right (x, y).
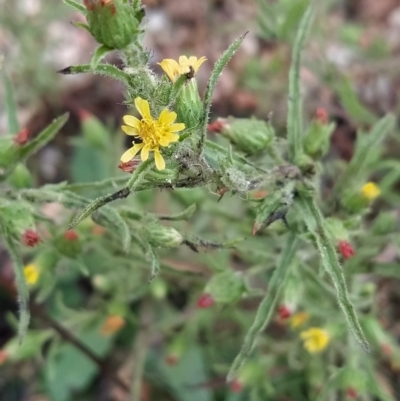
top-left (31, 303), bottom-right (130, 393)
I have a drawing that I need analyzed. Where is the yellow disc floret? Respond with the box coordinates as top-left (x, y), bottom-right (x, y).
top-left (120, 97), bottom-right (185, 170)
top-left (158, 56), bottom-right (207, 82)
top-left (300, 328), bottom-right (330, 353)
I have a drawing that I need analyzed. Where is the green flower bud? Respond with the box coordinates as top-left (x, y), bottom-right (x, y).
top-left (144, 223), bottom-right (183, 248)
top-left (85, 0), bottom-right (141, 50)
top-left (8, 163), bottom-right (33, 189)
top-left (0, 200), bottom-right (35, 236)
top-left (219, 117), bottom-right (274, 155)
top-left (341, 188), bottom-right (369, 213)
top-left (53, 230), bottom-right (82, 258)
top-left (175, 80), bottom-right (203, 130)
top-left (150, 277), bottom-right (168, 300)
top-left (0, 136), bottom-right (17, 171)
top-left (338, 368), bottom-right (367, 393)
top-left (205, 270), bottom-right (244, 304)
top-left (303, 120), bottom-right (335, 159)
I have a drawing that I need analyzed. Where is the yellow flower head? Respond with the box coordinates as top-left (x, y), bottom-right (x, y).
top-left (24, 264), bottom-right (39, 285)
top-left (361, 182), bottom-right (380, 201)
top-left (300, 328), bottom-right (330, 353)
top-left (158, 56), bottom-right (207, 82)
top-left (120, 97), bottom-right (185, 170)
top-left (290, 312), bottom-right (309, 328)
top-left (100, 315), bottom-right (125, 336)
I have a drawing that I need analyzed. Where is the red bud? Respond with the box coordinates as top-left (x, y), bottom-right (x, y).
top-left (346, 387), bottom-right (357, 399)
top-left (14, 128), bottom-right (30, 146)
top-left (277, 305), bottom-right (292, 320)
top-left (338, 240), bottom-right (355, 260)
top-left (64, 230), bottom-right (79, 241)
top-left (165, 354), bottom-right (179, 366)
top-left (315, 108), bottom-right (328, 124)
top-left (230, 379), bottom-right (244, 393)
top-left (196, 294), bottom-right (214, 309)
top-left (118, 160), bottom-right (140, 173)
top-left (78, 108), bottom-right (92, 120)
top-left (207, 119), bottom-right (226, 133)
top-left (22, 229), bottom-right (41, 247)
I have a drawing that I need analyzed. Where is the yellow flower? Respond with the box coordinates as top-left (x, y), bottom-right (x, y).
top-left (100, 315), bottom-right (125, 336)
top-left (120, 97), bottom-right (185, 170)
top-left (300, 328), bottom-right (330, 353)
top-left (158, 56), bottom-right (207, 82)
top-left (290, 312), bottom-right (309, 328)
top-left (361, 182), bottom-right (380, 201)
top-left (24, 264), bottom-right (39, 285)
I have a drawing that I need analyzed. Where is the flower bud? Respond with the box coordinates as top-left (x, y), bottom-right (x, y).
top-left (54, 230), bottom-right (82, 258)
top-left (8, 163), bottom-right (33, 189)
top-left (175, 80), bottom-right (203, 130)
top-left (64, 230), bottom-right (79, 241)
top-left (0, 136), bottom-right (17, 170)
top-left (277, 304), bottom-right (292, 320)
top-left (204, 271), bottom-right (244, 304)
top-left (22, 229), bottom-right (41, 247)
top-left (338, 240), bottom-right (355, 260)
top-left (165, 336), bottom-right (187, 366)
top-left (14, 128), bottom-right (30, 146)
top-left (303, 117), bottom-right (335, 159)
top-left (144, 223), bottom-right (183, 248)
top-left (100, 315), bottom-right (125, 336)
top-left (84, 0), bottom-right (141, 50)
top-left (196, 293), bottom-right (214, 309)
top-left (150, 277), bottom-right (168, 300)
top-left (219, 117), bottom-right (274, 155)
top-left (230, 379), bottom-right (244, 393)
top-left (346, 388), bottom-right (357, 399)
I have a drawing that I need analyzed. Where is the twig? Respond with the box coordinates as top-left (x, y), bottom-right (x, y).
top-left (31, 303), bottom-right (130, 393)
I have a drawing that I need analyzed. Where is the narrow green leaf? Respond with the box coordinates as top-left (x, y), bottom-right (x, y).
top-left (91, 45), bottom-right (113, 69)
top-left (58, 63), bottom-right (130, 86)
top-left (1, 225), bottom-right (30, 342)
top-left (16, 113), bottom-right (69, 162)
top-left (63, 0), bottom-right (86, 14)
top-left (92, 207), bottom-right (131, 252)
top-left (296, 193), bottom-right (369, 353)
top-left (337, 114), bottom-right (395, 192)
top-left (1, 68), bottom-right (19, 134)
top-left (198, 32), bottom-right (248, 152)
top-left (159, 204), bottom-right (197, 221)
top-left (287, 3), bottom-right (314, 162)
top-left (334, 76), bottom-right (376, 125)
top-left (227, 233), bottom-right (298, 382)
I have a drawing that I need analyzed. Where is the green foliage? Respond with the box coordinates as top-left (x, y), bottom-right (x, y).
top-left (1, 1), bottom-right (400, 400)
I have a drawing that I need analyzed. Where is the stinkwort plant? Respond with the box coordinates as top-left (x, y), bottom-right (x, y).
top-left (0, 1), bottom-right (399, 399)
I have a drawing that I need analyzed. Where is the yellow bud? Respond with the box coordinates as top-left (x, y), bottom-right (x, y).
top-left (361, 182), bottom-right (380, 201)
top-left (24, 264), bottom-right (40, 285)
top-left (300, 328), bottom-right (330, 353)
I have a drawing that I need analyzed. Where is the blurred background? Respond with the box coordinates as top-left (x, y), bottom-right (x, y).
top-left (1, 0), bottom-right (400, 400)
